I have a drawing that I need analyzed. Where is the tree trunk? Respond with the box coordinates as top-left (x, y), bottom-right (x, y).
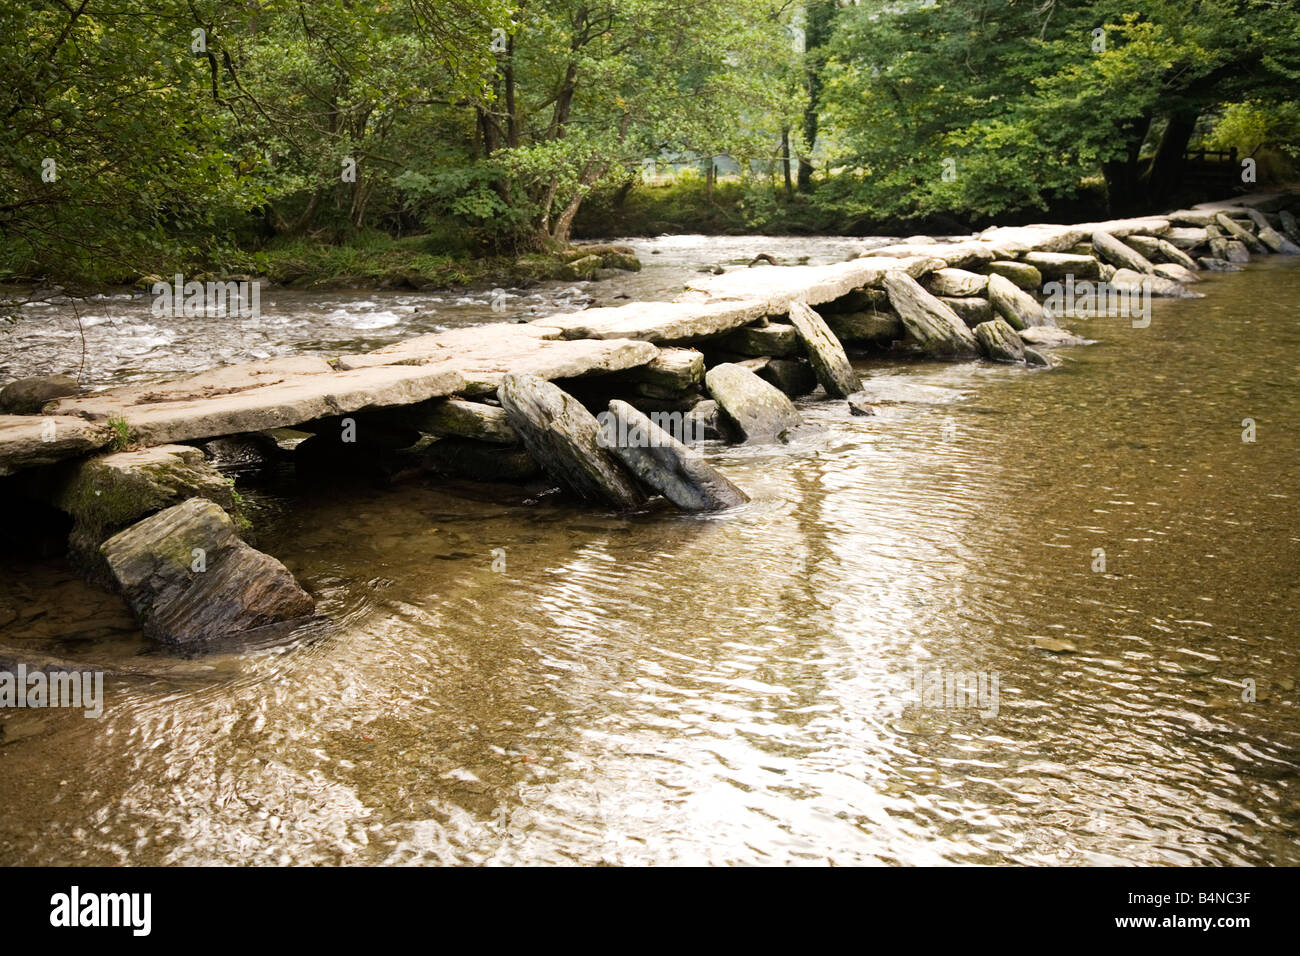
top-left (781, 129), bottom-right (794, 199)
top-left (798, 0), bottom-right (836, 193)
top-left (1143, 111), bottom-right (1198, 206)
top-left (1102, 114), bottom-right (1153, 215)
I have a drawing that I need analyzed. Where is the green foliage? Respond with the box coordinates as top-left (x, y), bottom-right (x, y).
top-left (107, 416), bottom-right (132, 451)
top-left (819, 0), bottom-right (1300, 219)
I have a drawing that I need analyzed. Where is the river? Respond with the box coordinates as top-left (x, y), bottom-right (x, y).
top-left (1, 239), bottom-right (1297, 865)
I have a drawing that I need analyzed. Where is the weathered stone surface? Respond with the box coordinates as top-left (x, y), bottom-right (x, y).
top-left (1167, 210), bottom-right (1218, 227)
top-left (984, 260), bottom-right (1042, 290)
top-left (358, 324), bottom-right (658, 393)
top-left (846, 394), bottom-right (876, 416)
top-left (50, 357), bottom-right (468, 447)
top-left (1092, 230), bottom-right (1156, 274)
top-left (1110, 268), bottom-right (1201, 299)
top-left (926, 268), bottom-right (988, 297)
top-left (603, 401), bottom-right (748, 512)
top-left (1279, 210), bottom-right (1300, 244)
top-left (0, 415), bottom-right (113, 476)
top-left (939, 296), bottom-right (994, 327)
top-left (681, 255), bottom-right (945, 317)
top-left (683, 399), bottom-right (732, 442)
top-left (979, 217), bottom-right (1168, 255)
top-left (861, 241), bottom-right (999, 269)
top-left (741, 357), bottom-right (817, 397)
top-left (424, 437), bottom-right (541, 481)
top-left (704, 363), bottom-right (802, 442)
top-left (825, 310), bottom-right (904, 342)
top-left (973, 319), bottom-right (1027, 364)
top-left (101, 498), bottom-right (315, 646)
top-left (1204, 223), bottom-right (1231, 260)
top-left (718, 323), bottom-right (800, 358)
top-left (0, 375), bottom-right (78, 415)
top-left (1214, 213), bottom-right (1265, 253)
top-left (787, 302), bottom-right (862, 398)
top-left (1164, 226), bottom-right (1209, 250)
top-left (1197, 256), bottom-right (1243, 272)
top-left (1125, 234), bottom-right (1202, 270)
top-left (987, 274), bottom-right (1054, 330)
top-left (541, 300), bottom-right (770, 344)
top-left (1023, 347), bottom-right (1050, 367)
top-left (403, 398), bottom-right (518, 443)
top-left (1153, 263), bottom-right (1201, 284)
top-left (882, 272), bottom-right (980, 357)
top-left (822, 288), bottom-right (890, 314)
top-left (624, 348), bottom-right (706, 391)
top-left (1224, 240), bottom-right (1251, 263)
top-left (47, 443), bottom-right (235, 541)
top-left (557, 254), bottom-right (604, 280)
top-left (1256, 223), bottom-right (1300, 254)
top-left (498, 374), bottom-right (645, 509)
top-left (1022, 252), bottom-right (1100, 281)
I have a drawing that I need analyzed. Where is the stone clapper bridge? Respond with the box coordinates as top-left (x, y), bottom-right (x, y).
top-left (3, 194), bottom-right (1297, 648)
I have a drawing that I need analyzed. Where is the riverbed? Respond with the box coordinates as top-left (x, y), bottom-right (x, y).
top-left (1, 242), bottom-right (1297, 865)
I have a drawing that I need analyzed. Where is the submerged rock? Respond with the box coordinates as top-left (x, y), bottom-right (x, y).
top-left (0, 375), bottom-right (79, 415)
top-left (704, 362), bottom-right (802, 442)
top-left (101, 498), bottom-right (315, 646)
top-left (882, 272), bottom-right (980, 358)
top-left (787, 302), bottom-right (862, 398)
top-left (973, 318), bottom-right (1027, 364)
top-left (1023, 347), bottom-right (1050, 367)
top-left (1197, 257), bottom-right (1243, 272)
top-left (1110, 268), bottom-right (1201, 299)
top-left (498, 374), bottom-right (646, 509)
top-left (1153, 263), bottom-right (1201, 284)
top-left (603, 401), bottom-right (749, 511)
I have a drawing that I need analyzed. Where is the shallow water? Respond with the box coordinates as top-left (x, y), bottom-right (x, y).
top-left (1, 249), bottom-right (1297, 866)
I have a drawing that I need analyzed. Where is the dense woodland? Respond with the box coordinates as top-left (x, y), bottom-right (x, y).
top-left (2, 0), bottom-right (1298, 284)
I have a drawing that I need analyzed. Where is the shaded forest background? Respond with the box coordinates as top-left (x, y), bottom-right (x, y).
top-left (3, 0), bottom-right (1298, 285)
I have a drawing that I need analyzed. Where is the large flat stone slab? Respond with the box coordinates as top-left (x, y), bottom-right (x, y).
top-left (50, 361), bottom-right (468, 446)
top-left (0, 415), bottom-right (113, 476)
